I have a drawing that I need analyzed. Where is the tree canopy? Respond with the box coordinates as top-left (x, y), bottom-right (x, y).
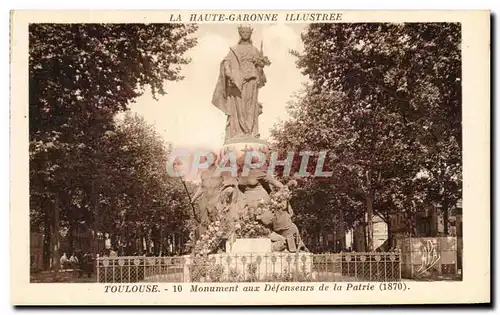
top-left (29, 23), bottom-right (198, 268)
top-left (271, 23), bottom-right (462, 251)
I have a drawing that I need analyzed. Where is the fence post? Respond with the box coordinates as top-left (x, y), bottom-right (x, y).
top-left (295, 252), bottom-right (299, 281)
top-left (398, 250), bottom-right (402, 282)
top-left (369, 254), bottom-right (372, 281)
top-left (354, 254), bottom-right (357, 278)
top-left (96, 258), bottom-right (100, 283)
top-left (384, 254), bottom-right (387, 281)
top-left (104, 260), bottom-right (107, 282)
top-left (112, 259), bottom-right (115, 283)
top-left (339, 253), bottom-right (342, 276)
top-left (127, 258), bottom-right (131, 282)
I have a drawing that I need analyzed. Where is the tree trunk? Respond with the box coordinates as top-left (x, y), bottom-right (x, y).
top-left (42, 201), bottom-right (51, 270)
top-left (443, 207), bottom-right (449, 236)
top-left (384, 209), bottom-right (393, 250)
top-left (173, 233), bottom-right (176, 254)
top-left (364, 168), bottom-right (374, 252)
top-left (361, 222), bottom-right (367, 252)
top-left (90, 181), bottom-right (97, 255)
top-left (365, 194), bottom-right (374, 252)
top-left (339, 208), bottom-right (346, 250)
top-left (51, 194), bottom-right (61, 270)
top-left (386, 217), bottom-right (393, 250)
top-left (443, 186), bottom-right (449, 236)
top-left (111, 233), bottom-right (118, 250)
top-left (138, 228), bottom-right (144, 255)
top-left (160, 228), bottom-right (163, 256)
top-left (68, 222), bottom-right (74, 254)
top-left (148, 228), bottom-right (154, 255)
top-left (357, 214), bottom-right (367, 252)
top-left (319, 221), bottom-right (324, 252)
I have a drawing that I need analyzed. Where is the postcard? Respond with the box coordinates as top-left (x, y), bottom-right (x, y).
top-left (11, 10), bottom-right (490, 305)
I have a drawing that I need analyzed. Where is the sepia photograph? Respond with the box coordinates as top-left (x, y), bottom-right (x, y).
top-left (11, 10), bottom-right (489, 305)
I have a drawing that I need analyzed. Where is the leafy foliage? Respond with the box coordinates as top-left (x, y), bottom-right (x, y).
top-left (29, 23), bottom-right (197, 267)
top-left (272, 23), bottom-right (461, 251)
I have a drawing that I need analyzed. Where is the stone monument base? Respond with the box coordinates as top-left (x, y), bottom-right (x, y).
top-left (183, 238), bottom-right (312, 282)
top-left (225, 238), bottom-right (272, 253)
top-left (221, 136), bottom-right (269, 163)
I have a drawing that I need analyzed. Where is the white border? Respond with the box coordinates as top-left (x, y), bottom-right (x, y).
top-left (4, 1), bottom-right (496, 313)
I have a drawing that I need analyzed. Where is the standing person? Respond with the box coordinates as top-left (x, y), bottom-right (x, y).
top-left (81, 253), bottom-right (88, 277)
top-left (335, 240), bottom-right (342, 253)
top-left (76, 251), bottom-right (84, 277)
top-left (86, 252), bottom-right (94, 278)
top-left (59, 253), bottom-right (68, 270)
top-left (81, 252), bottom-right (93, 278)
top-left (69, 253), bottom-right (78, 269)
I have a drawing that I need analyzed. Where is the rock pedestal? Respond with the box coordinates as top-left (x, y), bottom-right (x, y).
top-left (225, 238), bottom-right (272, 253)
top-left (185, 238), bottom-right (312, 282)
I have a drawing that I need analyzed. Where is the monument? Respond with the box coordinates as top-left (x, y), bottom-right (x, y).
top-left (186, 25), bottom-right (308, 267)
top-left (180, 25), bottom-right (311, 282)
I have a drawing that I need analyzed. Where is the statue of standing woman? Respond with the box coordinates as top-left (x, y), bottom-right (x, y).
top-left (211, 24), bottom-right (270, 143)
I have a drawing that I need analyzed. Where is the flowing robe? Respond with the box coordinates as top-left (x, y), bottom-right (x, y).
top-left (212, 43), bottom-right (266, 142)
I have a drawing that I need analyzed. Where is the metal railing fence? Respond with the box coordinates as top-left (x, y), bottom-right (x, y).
top-left (96, 251), bottom-right (401, 283)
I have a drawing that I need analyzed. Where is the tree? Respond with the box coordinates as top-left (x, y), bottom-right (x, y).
top-left (270, 88), bottom-right (367, 251)
top-left (272, 23), bottom-right (461, 251)
top-left (101, 113), bottom-right (192, 255)
top-left (29, 24), bottom-right (197, 268)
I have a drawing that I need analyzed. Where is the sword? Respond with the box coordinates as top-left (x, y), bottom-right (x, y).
top-left (178, 176), bottom-right (199, 224)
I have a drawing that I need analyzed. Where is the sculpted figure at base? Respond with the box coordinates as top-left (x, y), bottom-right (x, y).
top-left (190, 153), bottom-right (224, 240)
top-left (267, 200), bottom-right (308, 253)
top-left (189, 154), bottom-right (308, 254)
top-left (237, 164), bottom-right (308, 253)
top-left (219, 176), bottom-right (247, 229)
top-left (238, 167), bottom-right (283, 208)
top-left (258, 180), bottom-right (308, 253)
top-left (189, 153), bottom-right (249, 253)
top-left (212, 24), bottom-right (270, 143)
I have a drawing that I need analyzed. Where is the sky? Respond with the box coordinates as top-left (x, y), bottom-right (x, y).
top-left (128, 23), bottom-right (309, 153)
